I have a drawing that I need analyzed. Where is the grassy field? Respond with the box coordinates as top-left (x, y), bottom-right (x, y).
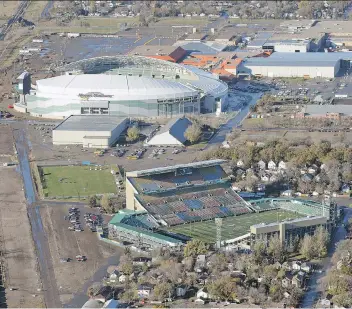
top-left (23, 1), bottom-right (48, 22)
top-left (0, 1), bottom-right (19, 20)
top-left (155, 17), bottom-right (208, 25)
top-left (167, 210), bottom-right (305, 243)
top-left (40, 165), bottom-right (117, 198)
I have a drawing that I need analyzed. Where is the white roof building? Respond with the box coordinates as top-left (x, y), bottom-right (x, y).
top-left (147, 117), bottom-right (192, 146)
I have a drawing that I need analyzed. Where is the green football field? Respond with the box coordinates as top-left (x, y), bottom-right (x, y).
top-left (166, 210), bottom-right (305, 243)
top-left (40, 165), bottom-right (117, 198)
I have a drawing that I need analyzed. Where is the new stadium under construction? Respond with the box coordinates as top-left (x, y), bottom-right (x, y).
top-left (107, 160), bottom-right (338, 250)
top-left (14, 56), bottom-right (228, 119)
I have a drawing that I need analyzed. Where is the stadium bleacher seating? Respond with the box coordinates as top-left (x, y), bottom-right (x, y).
top-left (141, 187), bottom-right (252, 226)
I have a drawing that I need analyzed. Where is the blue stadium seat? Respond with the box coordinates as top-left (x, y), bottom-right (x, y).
top-left (184, 199), bottom-right (203, 210)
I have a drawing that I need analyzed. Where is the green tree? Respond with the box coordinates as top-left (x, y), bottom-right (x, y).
top-left (268, 235), bottom-right (286, 263)
top-left (126, 127), bottom-right (140, 142)
top-left (100, 194), bottom-right (114, 213)
top-left (184, 124), bottom-right (202, 144)
top-left (207, 277), bottom-right (237, 301)
top-left (253, 240), bottom-right (267, 264)
top-left (120, 285), bottom-right (138, 302)
top-left (183, 239), bottom-right (208, 257)
top-left (325, 271), bottom-right (350, 295)
top-left (153, 281), bottom-right (174, 301)
top-left (300, 234), bottom-right (315, 260)
top-left (88, 195), bottom-right (98, 208)
top-left (211, 253), bottom-right (228, 275)
top-left (314, 226), bottom-right (329, 258)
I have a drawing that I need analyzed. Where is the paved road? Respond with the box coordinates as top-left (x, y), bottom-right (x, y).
top-left (41, 0), bottom-right (54, 20)
top-left (205, 92), bottom-right (262, 148)
top-left (13, 126), bottom-right (61, 308)
top-left (301, 207), bottom-right (352, 308)
top-left (0, 1), bottom-right (29, 40)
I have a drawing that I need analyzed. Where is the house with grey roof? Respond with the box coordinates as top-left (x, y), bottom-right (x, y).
top-left (146, 117), bottom-right (192, 146)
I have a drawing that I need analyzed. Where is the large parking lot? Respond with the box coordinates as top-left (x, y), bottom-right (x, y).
top-left (27, 122), bottom-right (201, 173)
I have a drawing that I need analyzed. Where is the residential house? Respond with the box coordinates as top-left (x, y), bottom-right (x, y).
top-left (321, 294), bottom-right (333, 307)
top-left (292, 271), bottom-right (306, 288)
top-left (232, 184), bottom-right (242, 192)
top-left (261, 174), bottom-right (270, 182)
top-left (118, 273), bottom-right (135, 283)
top-left (281, 190), bottom-right (293, 197)
top-left (197, 273), bottom-right (209, 286)
top-left (270, 175), bottom-right (278, 182)
top-left (312, 191), bottom-right (320, 196)
top-left (301, 173), bottom-right (314, 182)
top-left (268, 160), bottom-right (277, 170)
top-left (197, 287), bottom-right (210, 300)
top-left (257, 184), bottom-right (266, 192)
top-left (109, 270), bottom-right (119, 283)
top-left (284, 291), bottom-right (291, 299)
top-left (237, 160), bottom-right (245, 167)
top-left (282, 273), bottom-right (293, 288)
top-left (133, 257), bottom-right (152, 266)
top-left (257, 160), bottom-right (266, 170)
top-left (292, 261), bottom-right (301, 271)
top-left (175, 285), bottom-right (188, 297)
top-left (195, 298), bottom-right (206, 305)
top-left (278, 161), bottom-right (287, 170)
top-left (301, 262), bottom-right (313, 274)
top-left (137, 284), bottom-right (154, 298)
top-left (281, 261), bottom-right (292, 271)
top-left (341, 183), bottom-right (351, 193)
top-left (308, 166), bottom-right (318, 175)
top-left (194, 255), bottom-right (206, 273)
top-left (314, 174), bottom-right (321, 182)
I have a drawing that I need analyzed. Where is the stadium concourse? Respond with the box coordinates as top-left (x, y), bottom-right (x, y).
top-left (14, 56), bottom-right (228, 119)
top-left (107, 160), bottom-right (339, 251)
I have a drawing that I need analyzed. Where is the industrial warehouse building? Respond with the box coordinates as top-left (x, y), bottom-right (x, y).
top-left (146, 117), bottom-right (192, 146)
top-left (15, 56), bottom-right (228, 118)
top-left (52, 115), bottom-right (128, 148)
top-left (238, 52), bottom-right (352, 78)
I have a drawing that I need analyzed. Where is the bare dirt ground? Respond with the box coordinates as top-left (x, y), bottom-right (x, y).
top-left (0, 167), bottom-right (44, 307)
top-left (39, 203), bottom-right (119, 304)
top-left (231, 128), bottom-right (352, 146)
top-left (0, 1), bottom-right (19, 22)
top-left (0, 125), bottom-right (15, 162)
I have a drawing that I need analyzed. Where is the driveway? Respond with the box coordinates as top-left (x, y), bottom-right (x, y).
top-left (205, 91), bottom-right (262, 148)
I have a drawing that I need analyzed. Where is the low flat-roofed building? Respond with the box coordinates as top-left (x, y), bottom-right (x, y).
top-left (128, 45), bottom-right (187, 63)
top-left (175, 41), bottom-right (228, 55)
top-left (146, 117), bottom-right (192, 146)
top-left (251, 216), bottom-right (329, 248)
top-left (238, 52), bottom-right (352, 78)
top-left (263, 39), bottom-right (311, 53)
top-left (298, 104), bottom-right (352, 119)
top-left (52, 115), bottom-right (128, 148)
top-left (184, 32), bottom-right (208, 41)
top-left (215, 31), bottom-right (240, 44)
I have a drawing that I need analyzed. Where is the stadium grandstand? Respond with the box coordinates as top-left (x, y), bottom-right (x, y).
top-left (125, 160), bottom-right (251, 226)
top-left (105, 160), bottom-right (338, 250)
top-left (14, 56), bottom-right (228, 118)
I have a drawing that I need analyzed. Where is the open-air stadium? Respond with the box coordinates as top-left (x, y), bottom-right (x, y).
top-left (14, 55), bottom-right (228, 118)
top-left (107, 160), bottom-right (338, 249)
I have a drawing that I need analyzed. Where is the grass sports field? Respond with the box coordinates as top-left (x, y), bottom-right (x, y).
top-left (167, 210), bottom-right (305, 243)
top-left (40, 165), bottom-right (116, 198)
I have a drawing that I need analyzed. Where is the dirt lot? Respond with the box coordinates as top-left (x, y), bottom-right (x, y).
top-left (0, 125), bottom-right (15, 162)
top-left (0, 1), bottom-right (19, 21)
top-left (39, 203), bottom-right (120, 304)
top-left (0, 167), bottom-right (43, 307)
top-left (232, 128), bottom-right (352, 146)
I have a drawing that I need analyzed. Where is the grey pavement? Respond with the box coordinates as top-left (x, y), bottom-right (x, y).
top-left (206, 92), bottom-right (262, 148)
top-left (301, 207), bottom-right (352, 308)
